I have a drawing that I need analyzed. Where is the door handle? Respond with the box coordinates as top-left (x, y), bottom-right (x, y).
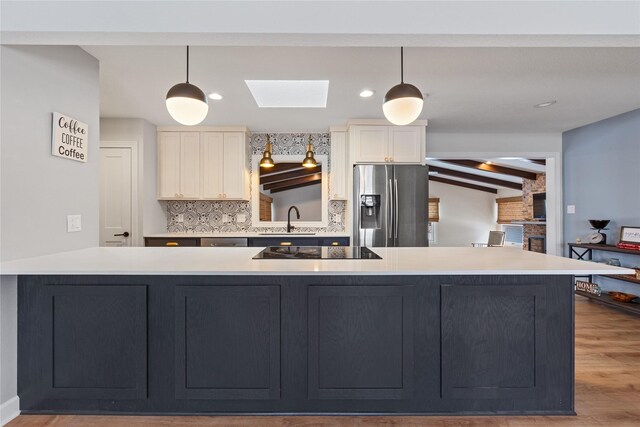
top-left (114, 232), bottom-right (130, 237)
top-left (388, 179), bottom-right (393, 240)
top-left (394, 179), bottom-right (399, 241)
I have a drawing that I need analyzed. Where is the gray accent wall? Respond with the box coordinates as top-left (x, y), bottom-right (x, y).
top-left (0, 45), bottom-right (100, 412)
top-left (563, 108), bottom-right (640, 294)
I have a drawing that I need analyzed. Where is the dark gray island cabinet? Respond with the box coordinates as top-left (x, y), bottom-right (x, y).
top-left (18, 273), bottom-right (574, 415)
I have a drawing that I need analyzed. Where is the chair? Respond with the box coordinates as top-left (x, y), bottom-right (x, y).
top-left (472, 231), bottom-right (505, 247)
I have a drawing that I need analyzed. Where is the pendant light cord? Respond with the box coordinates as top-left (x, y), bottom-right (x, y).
top-left (186, 46), bottom-right (190, 83)
top-left (400, 46), bottom-right (404, 84)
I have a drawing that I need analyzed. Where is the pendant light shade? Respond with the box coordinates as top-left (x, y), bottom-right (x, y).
top-left (383, 47), bottom-right (423, 126)
top-left (259, 142), bottom-right (275, 168)
top-left (166, 46), bottom-right (208, 126)
top-left (302, 142), bottom-right (317, 168)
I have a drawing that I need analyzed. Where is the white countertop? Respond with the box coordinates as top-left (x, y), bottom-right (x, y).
top-left (144, 232), bottom-right (350, 238)
top-left (0, 246), bottom-right (634, 276)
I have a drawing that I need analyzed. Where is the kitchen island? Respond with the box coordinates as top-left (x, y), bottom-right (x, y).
top-left (2, 247), bottom-right (633, 416)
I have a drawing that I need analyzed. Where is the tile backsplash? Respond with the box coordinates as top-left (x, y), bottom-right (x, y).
top-left (167, 133), bottom-right (346, 233)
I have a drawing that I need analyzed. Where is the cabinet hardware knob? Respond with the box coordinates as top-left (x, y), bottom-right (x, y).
top-left (280, 242), bottom-right (292, 246)
top-left (384, 156), bottom-right (388, 162)
top-left (166, 242), bottom-right (179, 246)
top-left (113, 232), bottom-right (130, 237)
top-left (390, 157), bottom-right (393, 162)
top-left (331, 241), bottom-right (339, 246)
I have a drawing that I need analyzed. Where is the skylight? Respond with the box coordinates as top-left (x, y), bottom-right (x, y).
top-left (245, 80), bottom-right (329, 108)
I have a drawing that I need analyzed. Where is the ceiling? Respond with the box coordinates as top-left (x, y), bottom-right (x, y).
top-left (426, 158), bottom-right (546, 193)
top-left (83, 46), bottom-right (640, 133)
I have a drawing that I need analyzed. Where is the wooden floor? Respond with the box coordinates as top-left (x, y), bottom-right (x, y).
top-left (8, 296), bottom-right (640, 427)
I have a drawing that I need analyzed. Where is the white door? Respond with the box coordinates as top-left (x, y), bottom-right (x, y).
top-left (100, 147), bottom-right (132, 247)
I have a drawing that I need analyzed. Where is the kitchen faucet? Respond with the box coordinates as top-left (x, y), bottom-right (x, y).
top-left (287, 206), bottom-right (300, 233)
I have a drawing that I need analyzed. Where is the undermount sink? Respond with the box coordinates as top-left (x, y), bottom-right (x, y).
top-left (258, 232), bottom-right (316, 236)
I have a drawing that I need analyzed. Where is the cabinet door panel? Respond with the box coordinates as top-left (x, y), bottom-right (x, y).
top-left (222, 132), bottom-right (248, 200)
top-left (308, 285), bottom-right (414, 399)
top-left (157, 132), bottom-right (181, 198)
top-left (389, 127), bottom-right (422, 163)
top-left (441, 284), bottom-right (547, 399)
top-left (353, 126), bottom-right (388, 163)
top-left (43, 285), bottom-right (147, 399)
top-left (180, 132), bottom-right (201, 198)
top-left (175, 286), bottom-right (280, 400)
top-left (201, 132), bottom-right (224, 199)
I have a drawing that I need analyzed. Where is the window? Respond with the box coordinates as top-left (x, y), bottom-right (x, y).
top-left (502, 224), bottom-right (523, 247)
top-left (428, 222), bottom-right (437, 244)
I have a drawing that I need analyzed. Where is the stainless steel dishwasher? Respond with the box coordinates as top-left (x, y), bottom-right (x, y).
top-left (200, 237), bottom-right (248, 247)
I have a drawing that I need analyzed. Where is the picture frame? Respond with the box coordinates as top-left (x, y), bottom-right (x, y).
top-left (619, 226), bottom-right (640, 244)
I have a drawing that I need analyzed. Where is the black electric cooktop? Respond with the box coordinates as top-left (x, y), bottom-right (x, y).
top-left (253, 246), bottom-right (382, 260)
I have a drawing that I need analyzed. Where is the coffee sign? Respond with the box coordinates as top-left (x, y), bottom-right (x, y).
top-left (52, 112), bottom-right (88, 162)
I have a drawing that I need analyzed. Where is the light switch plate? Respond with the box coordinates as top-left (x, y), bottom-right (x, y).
top-left (567, 205), bottom-right (576, 214)
top-left (67, 215), bottom-right (82, 232)
top-left (236, 214), bottom-right (246, 223)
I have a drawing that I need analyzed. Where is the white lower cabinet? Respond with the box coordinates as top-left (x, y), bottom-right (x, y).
top-left (158, 129), bottom-right (249, 201)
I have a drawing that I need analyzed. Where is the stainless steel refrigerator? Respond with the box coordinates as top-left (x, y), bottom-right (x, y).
top-left (353, 164), bottom-right (429, 247)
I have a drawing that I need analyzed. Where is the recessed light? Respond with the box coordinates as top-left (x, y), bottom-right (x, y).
top-left (208, 92), bottom-right (223, 100)
top-left (534, 100), bottom-right (556, 108)
top-left (245, 80), bottom-right (329, 108)
top-left (359, 89), bottom-right (375, 98)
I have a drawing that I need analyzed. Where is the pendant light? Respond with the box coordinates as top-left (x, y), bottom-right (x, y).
top-left (166, 46), bottom-right (209, 126)
top-left (259, 136), bottom-right (275, 168)
top-left (302, 138), bottom-right (317, 168)
top-left (383, 47), bottom-right (424, 126)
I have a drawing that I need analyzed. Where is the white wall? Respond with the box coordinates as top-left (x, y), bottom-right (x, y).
top-left (426, 131), bottom-right (563, 255)
top-left (0, 45), bottom-right (100, 422)
top-left (268, 184), bottom-right (322, 222)
top-left (429, 181), bottom-right (497, 247)
top-left (100, 118), bottom-right (165, 243)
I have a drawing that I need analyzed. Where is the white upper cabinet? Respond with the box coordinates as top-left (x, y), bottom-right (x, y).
top-left (200, 132), bottom-right (224, 199)
top-left (329, 130), bottom-right (348, 200)
top-left (221, 132), bottom-right (250, 200)
top-left (389, 127), bottom-right (422, 163)
top-left (349, 123), bottom-right (426, 164)
top-left (157, 131), bottom-right (200, 199)
top-left (352, 126), bottom-right (389, 163)
top-left (157, 132), bottom-right (181, 199)
top-left (179, 132), bottom-right (201, 198)
top-left (157, 128), bottom-right (249, 200)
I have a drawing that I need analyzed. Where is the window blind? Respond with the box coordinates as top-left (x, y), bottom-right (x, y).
top-left (428, 198), bottom-right (440, 222)
top-left (496, 196), bottom-right (524, 224)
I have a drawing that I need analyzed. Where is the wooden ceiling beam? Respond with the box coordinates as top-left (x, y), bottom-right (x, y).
top-left (269, 180), bottom-right (321, 194)
top-left (429, 176), bottom-right (498, 194)
top-left (260, 165), bottom-right (322, 185)
top-left (429, 165), bottom-right (522, 190)
top-left (263, 173), bottom-right (322, 191)
top-left (441, 160), bottom-right (537, 180)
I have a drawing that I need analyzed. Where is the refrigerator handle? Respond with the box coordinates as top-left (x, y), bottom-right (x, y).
top-left (387, 178), bottom-right (393, 240)
top-left (394, 178), bottom-right (399, 241)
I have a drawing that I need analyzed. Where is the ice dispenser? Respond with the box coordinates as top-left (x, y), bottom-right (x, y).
top-left (359, 195), bottom-right (381, 229)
